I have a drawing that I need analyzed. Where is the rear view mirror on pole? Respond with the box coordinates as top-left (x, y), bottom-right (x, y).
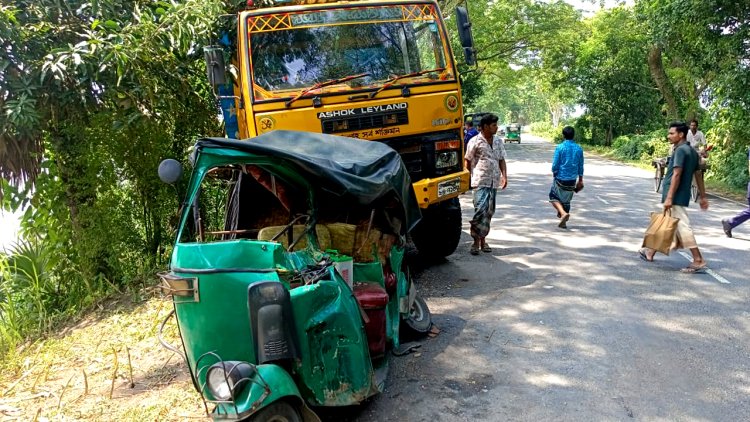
top-left (158, 159), bottom-right (183, 184)
top-left (203, 46), bottom-right (227, 87)
top-left (455, 7), bottom-right (476, 66)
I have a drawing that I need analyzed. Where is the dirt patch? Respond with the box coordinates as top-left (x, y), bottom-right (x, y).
top-left (0, 293), bottom-right (207, 421)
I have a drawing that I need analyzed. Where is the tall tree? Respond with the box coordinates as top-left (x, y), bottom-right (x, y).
top-left (573, 7), bottom-right (662, 144)
top-left (1, 0), bottom-right (223, 279)
top-left (637, 0), bottom-right (750, 120)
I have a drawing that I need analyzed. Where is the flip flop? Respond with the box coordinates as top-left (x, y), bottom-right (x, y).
top-left (638, 249), bottom-right (654, 262)
top-left (680, 264), bottom-right (707, 274)
top-left (470, 245), bottom-right (480, 255)
top-left (558, 214), bottom-right (570, 228)
top-left (481, 245), bottom-right (492, 253)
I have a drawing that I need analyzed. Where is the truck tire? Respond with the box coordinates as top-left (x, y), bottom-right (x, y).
top-left (410, 197), bottom-right (462, 259)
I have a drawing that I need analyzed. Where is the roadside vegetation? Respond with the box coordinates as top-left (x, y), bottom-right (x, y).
top-left (458, 0), bottom-right (749, 194)
top-left (0, 292), bottom-right (205, 420)
top-left (0, 0), bottom-right (748, 414)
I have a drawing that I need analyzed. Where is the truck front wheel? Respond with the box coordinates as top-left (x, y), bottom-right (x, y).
top-left (410, 197), bottom-right (462, 259)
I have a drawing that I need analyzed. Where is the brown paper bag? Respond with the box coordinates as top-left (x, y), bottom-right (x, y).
top-left (642, 210), bottom-right (680, 255)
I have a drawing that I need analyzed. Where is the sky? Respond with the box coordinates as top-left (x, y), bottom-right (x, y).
top-left (565, 0), bottom-right (634, 15)
top-left (0, 210), bottom-right (22, 251)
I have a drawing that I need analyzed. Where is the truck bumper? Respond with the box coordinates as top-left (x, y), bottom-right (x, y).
top-left (412, 170), bottom-right (470, 208)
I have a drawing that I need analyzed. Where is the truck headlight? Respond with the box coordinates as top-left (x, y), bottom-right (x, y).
top-left (206, 361), bottom-right (255, 401)
top-left (435, 151), bottom-right (459, 169)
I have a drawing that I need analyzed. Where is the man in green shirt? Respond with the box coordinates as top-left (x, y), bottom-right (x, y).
top-left (639, 122), bottom-right (709, 273)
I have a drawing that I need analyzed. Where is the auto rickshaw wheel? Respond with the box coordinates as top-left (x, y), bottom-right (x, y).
top-left (248, 400), bottom-right (302, 422)
top-left (410, 197), bottom-right (462, 259)
top-left (404, 295), bottom-right (432, 335)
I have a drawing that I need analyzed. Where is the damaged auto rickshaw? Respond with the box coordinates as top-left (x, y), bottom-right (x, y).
top-left (157, 130), bottom-right (432, 421)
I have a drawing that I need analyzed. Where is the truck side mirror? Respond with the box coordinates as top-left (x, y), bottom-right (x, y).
top-left (455, 7), bottom-right (476, 66)
top-left (158, 159), bottom-right (183, 184)
top-left (203, 46), bottom-right (227, 87)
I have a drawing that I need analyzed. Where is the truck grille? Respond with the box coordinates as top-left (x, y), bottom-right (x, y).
top-left (380, 130), bottom-right (463, 181)
top-left (321, 110), bottom-right (408, 134)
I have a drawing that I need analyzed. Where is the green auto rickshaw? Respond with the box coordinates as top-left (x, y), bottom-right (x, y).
top-left (157, 130), bottom-right (431, 421)
top-left (504, 123), bottom-right (521, 143)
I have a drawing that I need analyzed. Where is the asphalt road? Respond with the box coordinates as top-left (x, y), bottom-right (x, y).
top-left (344, 134), bottom-right (750, 421)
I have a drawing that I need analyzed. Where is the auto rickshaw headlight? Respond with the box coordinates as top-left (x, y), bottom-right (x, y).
top-left (206, 361), bottom-right (255, 401)
top-left (435, 151), bottom-right (459, 169)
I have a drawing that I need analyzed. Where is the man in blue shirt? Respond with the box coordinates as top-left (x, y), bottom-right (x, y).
top-left (549, 126), bottom-right (584, 228)
top-left (464, 120), bottom-right (478, 147)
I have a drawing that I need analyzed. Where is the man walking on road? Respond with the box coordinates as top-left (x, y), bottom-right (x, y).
top-left (464, 120), bottom-right (478, 146)
top-left (721, 148), bottom-right (750, 237)
top-left (549, 126), bottom-right (584, 228)
top-left (639, 122), bottom-right (709, 273)
top-left (465, 113), bottom-right (507, 255)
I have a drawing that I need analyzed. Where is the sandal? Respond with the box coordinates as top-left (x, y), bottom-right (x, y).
top-left (638, 249), bottom-right (654, 262)
top-left (680, 264), bottom-right (707, 274)
top-left (470, 245), bottom-right (480, 255)
top-left (481, 245), bottom-right (492, 253)
top-left (558, 214), bottom-right (570, 228)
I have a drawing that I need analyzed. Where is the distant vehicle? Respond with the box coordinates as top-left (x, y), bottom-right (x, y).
top-left (504, 123), bottom-right (521, 143)
top-left (464, 112), bottom-right (490, 129)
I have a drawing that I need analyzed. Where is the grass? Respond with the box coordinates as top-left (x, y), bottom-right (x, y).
top-left (0, 290), bottom-right (208, 421)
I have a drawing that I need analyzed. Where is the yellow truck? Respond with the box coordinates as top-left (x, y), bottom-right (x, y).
top-left (205, 0), bottom-right (476, 258)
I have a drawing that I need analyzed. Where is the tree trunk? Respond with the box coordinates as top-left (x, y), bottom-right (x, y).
top-left (549, 102), bottom-right (563, 128)
top-left (647, 45), bottom-right (679, 120)
top-left (48, 116), bottom-right (116, 282)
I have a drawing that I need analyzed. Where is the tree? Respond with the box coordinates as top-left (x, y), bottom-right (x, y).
top-left (573, 7), bottom-right (662, 144)
top-left (455, 0), bottom-right (583, 120)
top-left (1, 0), bottom-right (223, 281)
top-left (637, 0), bottom-right (750, 120)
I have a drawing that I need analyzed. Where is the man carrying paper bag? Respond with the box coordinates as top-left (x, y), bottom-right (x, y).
top-left (639, 122), bottom-right (709, 273)
top-left (643, 210), bottom-right (680, 255)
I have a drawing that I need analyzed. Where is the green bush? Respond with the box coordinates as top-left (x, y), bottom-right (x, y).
top-left (529, 121), bottom-right (558, 141)
top-left (573, 116), bottom-right (592, 144)
top-left (710, 147), bottom-right (749, 189)
top-left (612, 134), bottom-right (649, 160)
top-left (646, 130), bottom-right (670, 159)
top-left (0, 240), bottom-right (115, 356)
top-left (610, 130), bottom-right (668, 161)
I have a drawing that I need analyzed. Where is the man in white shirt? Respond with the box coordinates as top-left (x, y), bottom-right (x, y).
top-left (465, 113), bottom-right (508, 255)
top-left (687, 119), bottom-right (706, 154)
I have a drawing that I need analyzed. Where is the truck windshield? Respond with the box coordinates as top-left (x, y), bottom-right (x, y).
top-left (247, 5), bottom-right (454, 102)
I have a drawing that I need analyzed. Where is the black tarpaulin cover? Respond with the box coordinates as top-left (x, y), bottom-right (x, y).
top-left (194, 130), bottom-right (421, 232)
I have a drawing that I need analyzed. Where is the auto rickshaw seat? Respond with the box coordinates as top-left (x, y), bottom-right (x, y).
top-left (257, 225), bottom-right (332, 251)
top-left (353, 282), bottom-right (389, 357)
top-left (353, 283), bottom-right (389, 308)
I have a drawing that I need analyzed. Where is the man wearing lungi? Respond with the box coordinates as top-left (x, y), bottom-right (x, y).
top-left (465, 113), bottom-right (507, 255)
top-left (549, 126), bottom-right (584, 228)
top-left (639, 122), bottom-right (710, 273)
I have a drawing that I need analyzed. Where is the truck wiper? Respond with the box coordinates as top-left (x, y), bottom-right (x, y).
top-left (369, 67), bottom-right (446, 99)
top-left (285, 73), bottom-right (371, 108)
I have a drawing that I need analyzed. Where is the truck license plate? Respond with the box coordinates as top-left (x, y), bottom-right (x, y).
top-left (438, 178), bottom-right (460, 197)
